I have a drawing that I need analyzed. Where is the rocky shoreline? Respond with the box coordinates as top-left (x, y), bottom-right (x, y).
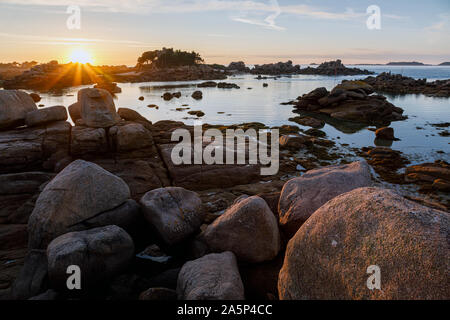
top-left (363, 72), bottom-right (450, 97)
top-left (0, 86), bottom-right (449, 300)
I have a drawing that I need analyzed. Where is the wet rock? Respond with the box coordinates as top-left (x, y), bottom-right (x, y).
top-left (197, 81), bottom-right (218, 88)
top-left (25, 106), bottom-right (68, 127)
top-left (305, 128), bottom-right (326, 137)
top-left (187, 110), bottom-right (205, 117)
top-left (177, 252), bottom-right (245, 300)
top-left (28, 160), bottom-right (132, 249)
top-left (279, 134), bottom-right (309, 150)
top-left (140, 187), bottom-right (204, 245)
top-left (29, 93), bottom-right (41, 103)
top-left (279, 161), bottom-right (372, 238)
top-left (78, 88), bottom-right (120, 128)
top-left (217, 82), bottom-right (240, 89)
top-left (162, 93), bottom-right (173, 100)
top-left (375, 127), bottom-right (397, 140)
top-left (363, 146), bottom-right (410, 184)
top-left (279, 187), bottom-right (450, 300)
top-left (289, 116), bottom-right (325, 128)
top-left (406, 160), bottom-right (450, 193)
top-left (192, 91), bottom-right (203, 100)
top-left (0, 90), bottom-right (37, 130)
top-left (203, 196), bottom-right (280, 263)
top-left (47, 225), bottom-right (134, 291)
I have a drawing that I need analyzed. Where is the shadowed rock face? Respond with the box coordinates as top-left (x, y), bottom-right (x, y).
top-left (27, 160), bottom-right (132, 249)
top-left (177, 252), bottom-right (245, 300)
top-left (203, 196), bottom-right (280, 263)
top-left (278, 161), bottom-right (373, 238)
top-left (279, 187), bottom-right (450, 300)
top-left (47, 225), bottom-right (134, 292)
top-left (140, 187), bottom-right (203, 245)
top-left (0, 90), bottom-right (37, 130)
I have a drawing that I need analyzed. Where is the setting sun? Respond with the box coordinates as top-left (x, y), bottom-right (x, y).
top-left (69, 49), bottom-right (94, 64)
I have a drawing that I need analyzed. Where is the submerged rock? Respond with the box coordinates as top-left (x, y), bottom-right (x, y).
top-left (375, 127), bottom-right (397, 140)
top-left (406, 160), bottom-right (450, 193)
top-left (278, 187), bottom-right (450, 300)
top-left (191, 90), bottom-right (203, 100)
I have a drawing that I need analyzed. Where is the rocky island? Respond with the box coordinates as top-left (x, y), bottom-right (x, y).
top-left (286, 80), bottom-right (406, 125)
top-left (363, 72), bottom-right (450, 97)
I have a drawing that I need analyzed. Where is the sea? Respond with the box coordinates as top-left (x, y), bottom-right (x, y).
top-left (32, 65), bottom-right (450, 165)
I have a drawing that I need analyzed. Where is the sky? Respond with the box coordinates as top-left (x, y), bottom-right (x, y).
top-left (0, 0), bottom-right (449, 66)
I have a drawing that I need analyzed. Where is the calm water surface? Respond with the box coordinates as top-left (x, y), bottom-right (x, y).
top-left (34, 66), bottom-right (450, 164)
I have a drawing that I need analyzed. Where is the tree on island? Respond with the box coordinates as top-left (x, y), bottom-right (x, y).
top-left (137, 48), bottom-right (203, 69)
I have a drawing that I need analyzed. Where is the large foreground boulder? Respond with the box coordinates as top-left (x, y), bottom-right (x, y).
top-left (177, 252), bottom-right (245, 300)
top-left (203, 196), bottom-right (280, 263)
top-left (78, 88), bottom-right (120, 128)
top-left (278, 187), bottom-right (450, 300)
top-left (28, 160), bottom-right (132, 249)
top-left (140, 187), bottom-right (203, 245)
top-left (0, 90), bottom-right (37, 130)
top-left (47, 225), bottom-right (134, 291)
top-left (279, 161), bottom-right (372, 238)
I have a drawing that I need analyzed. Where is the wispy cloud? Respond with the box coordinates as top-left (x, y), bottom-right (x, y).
top-left (1, 0), bottom-right (407, 30)
top-left (0, 31), bottom-right (157, 47)
top-left (424, 13), bottom-right (450, 44)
